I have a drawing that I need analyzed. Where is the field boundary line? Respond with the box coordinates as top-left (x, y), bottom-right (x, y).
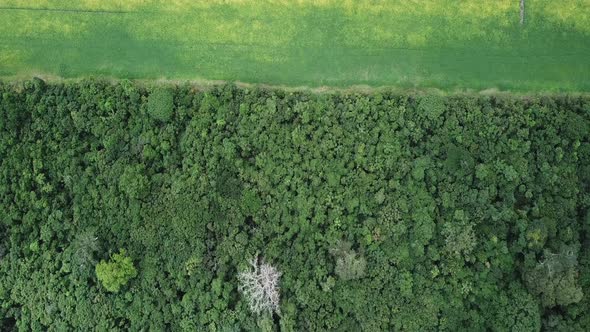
top-left (0, 6), bottom-right (136, 14)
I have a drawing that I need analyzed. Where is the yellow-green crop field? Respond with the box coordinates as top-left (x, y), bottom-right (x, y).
top-left (0, 0), bottom-right (589, 91)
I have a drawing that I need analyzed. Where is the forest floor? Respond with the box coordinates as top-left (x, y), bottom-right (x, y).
top-left (0, 0), bottom-right (589, 92)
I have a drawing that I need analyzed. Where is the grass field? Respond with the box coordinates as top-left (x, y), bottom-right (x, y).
top-left (0, 0), bottom-right (589, 91)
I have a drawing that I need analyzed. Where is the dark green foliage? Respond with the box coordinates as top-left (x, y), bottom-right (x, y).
top-left (486, 285), bottom-right (541, 332)
top-left (526, 247), bottom-right (584, 308)
top-left (147, 87), bottom-right (174, 122)
top-left (441, 210), bottom-right (476, 259)
top-left (0, 80), bottom-right (589, 330)
top-left (119, 164), bottom-right (149, 200)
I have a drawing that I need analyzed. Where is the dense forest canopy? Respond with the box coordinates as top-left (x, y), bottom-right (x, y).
top-left (0, 80), bottom-right (589, 331)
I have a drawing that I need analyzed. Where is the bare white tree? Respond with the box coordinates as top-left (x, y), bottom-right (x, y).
top-left (238, 257), bottom-right (281, 315)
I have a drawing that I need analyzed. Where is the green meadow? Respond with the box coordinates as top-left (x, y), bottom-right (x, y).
top-left (0, 0), bottom-right (589, 90)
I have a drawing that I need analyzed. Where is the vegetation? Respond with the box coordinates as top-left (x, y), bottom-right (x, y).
top-left (95, 249), bottom-right (137, 293)
top-left (0, 79), bottom-right (589, 330)
top-left (330, 241), bottom-right (367, 281)
top-left (238, 257), bottom-right (282, 316)
top-left (0, 0), bottom-right (589, 91)
top-left (147, 87), bottom-right (174, 122)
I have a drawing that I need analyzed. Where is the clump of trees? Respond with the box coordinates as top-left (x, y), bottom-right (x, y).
top-left (526, 247), bottom-right (584, 307)
top-left (0, 79), bottom-right (588, 330)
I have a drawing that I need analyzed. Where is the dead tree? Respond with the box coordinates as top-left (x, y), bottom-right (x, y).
top-left (238, 257), bottom-right (282, 315)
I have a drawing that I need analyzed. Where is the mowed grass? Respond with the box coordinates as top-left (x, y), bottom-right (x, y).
top-left (0, 0), bottom-right (589, 91)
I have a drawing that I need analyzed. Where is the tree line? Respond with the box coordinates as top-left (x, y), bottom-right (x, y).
top-left (0, 79), bottom-right (589, 330)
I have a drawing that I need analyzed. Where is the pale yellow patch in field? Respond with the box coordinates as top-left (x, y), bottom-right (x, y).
top-left (455, 0), bottom-right (513, 19)
top-left (0, 0), bottom-right (118, 10)
top-left (254, 51), bottom-right (287, 64)
top-left (406, 32), bottom-right (428, 47)
top-left (110, 0), bottom-right (244, 12)
top-left (68, 0), bottom-right (500, 19)
top-left (303, 0), bottom-right (515, 19)
top-left (158, 0), bottom-right (331, 9)
top-left (37, 18), bottom-right (77, 34)
top-left (126, 2), bottom-right (298, 48)
top-left (534, 0), bottom-right (590, 33)
top-left (0, 12), bottom-right (84, 37)
top-left (0, 50), bottom-right (20, 66)
top-left (2, 0), bottom-right (586, 62)
top-left (409, 26), bottom-right (436, 47)
top-left (334, 0), bottom-right (517, 48)
top-left (0, 0), bottom-right (50, 8)
top-left (0, 0), bottom-right (171, 11)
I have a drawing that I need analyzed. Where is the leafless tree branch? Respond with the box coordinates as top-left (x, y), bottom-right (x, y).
top-left (238, 257), bottom-right (281, 315)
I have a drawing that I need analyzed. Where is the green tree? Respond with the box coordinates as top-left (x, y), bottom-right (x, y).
top-left (486, 286), bottom-right (541, 332)
top-left (525, 248), bottom-right (583, 308)
top-left (148, 87), bottom-right (174, 122)
top-left (95, 249), bottom-right (137, 292)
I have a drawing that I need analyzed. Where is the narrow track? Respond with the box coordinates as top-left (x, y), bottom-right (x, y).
top-left (0, 6), bottom-right (131, 14)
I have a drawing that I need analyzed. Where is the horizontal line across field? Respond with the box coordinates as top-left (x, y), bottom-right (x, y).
top-left (0, 6), bottom-right (141, 14)
top-left (1, 37), bottom-right (586, 59)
